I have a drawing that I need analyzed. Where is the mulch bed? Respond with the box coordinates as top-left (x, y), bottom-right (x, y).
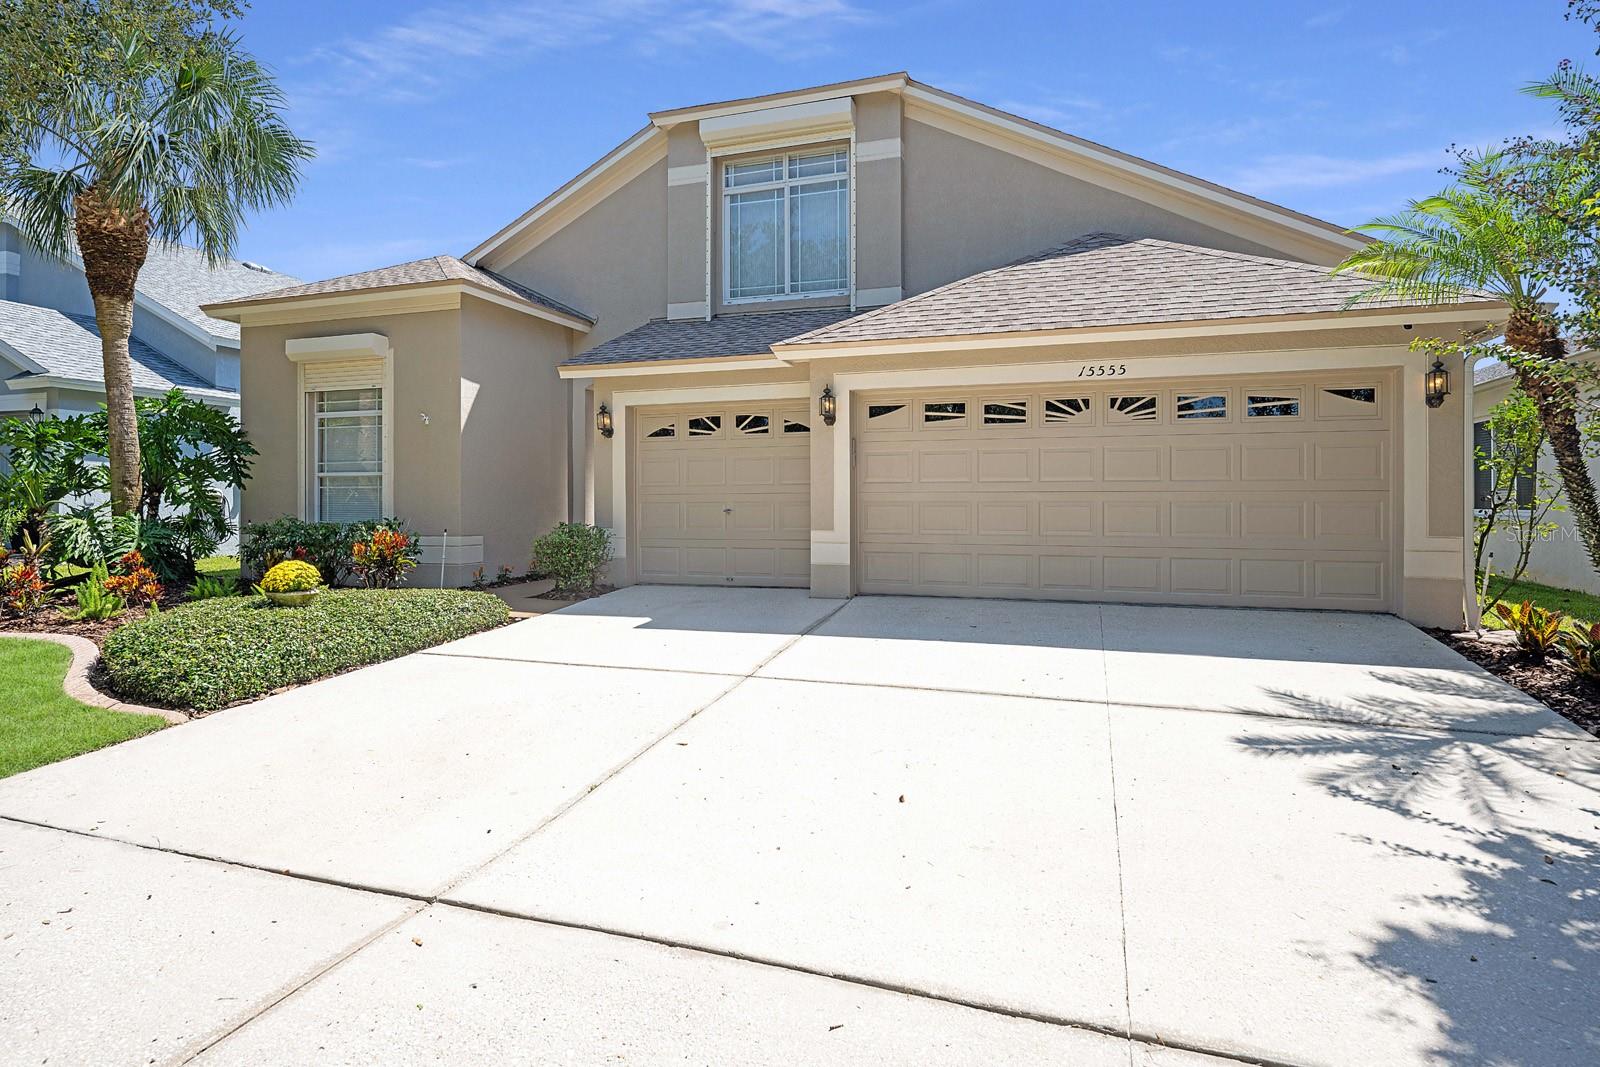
top-left (0, 600), bottom-right (167, 649)
top-left (1433, 629), bottom-right (1600, 737)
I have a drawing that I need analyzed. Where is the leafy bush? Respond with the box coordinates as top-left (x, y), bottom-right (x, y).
top-left (185, 576), bottom-right (234, 601)
top-left (103, 551), bottom-right (163, 608)
top-left (102, 589), bottom-right (509, 711)
top-left (0, 532), bottom-right (53, 619)
top-left (1502, 600), bottom-right (1565, 661)
top-left (350, 526), bottom-right (417, 589)
top-left (531, 522), bottom-right (612, 594)
top-left (1562, 621), bottom-right (1600, 683)
top-left (241, 516), bottom-right (415, 586)
top-left (66, 563), bottom-right (124, 621)
top-left (261, 560), bottom-right (321, 594)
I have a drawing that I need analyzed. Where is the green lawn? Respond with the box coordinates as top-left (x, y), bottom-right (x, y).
top-left (0, 638), bottom-right (167, 779)
top-left (1480, 574), bottom-right (1600, 628)
top-left (195, 555), bottom-right (241, 584)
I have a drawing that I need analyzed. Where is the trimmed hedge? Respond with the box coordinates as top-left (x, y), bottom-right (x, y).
top-left (102, 589), bottom-right (509, 711)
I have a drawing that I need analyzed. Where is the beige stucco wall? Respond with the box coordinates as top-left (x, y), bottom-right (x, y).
top-left (900, 118), bottom-right (1298, 296)
top-left (240, 308), bottom-right (463, 539)
top-left (459, 298), bottom-right (573, 576)
top-left (494, 157), bottom-right (668, 353)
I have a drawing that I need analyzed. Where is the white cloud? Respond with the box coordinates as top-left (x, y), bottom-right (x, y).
top-left (1225, 149), bottom-right (1449, 194)
top-left (401, 156), bottom-right (470, 170)
top-left (300, 0), bottom-right (870, 101)
top-left (1303, 6), bottom-right (1349, 30)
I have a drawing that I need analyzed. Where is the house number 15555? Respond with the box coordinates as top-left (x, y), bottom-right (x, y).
top-left (1075, 363), bottom-right (1128, 377)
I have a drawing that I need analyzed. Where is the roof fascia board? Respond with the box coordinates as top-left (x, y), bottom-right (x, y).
top-left (771, 307), bottom-right (1507, 361)
top-left (902, 84), bottom-right (1366, 263)
top-left (208, 282), bottom-right (589, 332)
top-left (647, 73), bottom-right (908, 126)
top-left (465, 127), bottom-right (666, 267)
top-left (10, 372), bottom-right (235, 403)
top-left (459, 286), bottom-right (592, 332)
top-left (557, 356), bottom-right (789, 379)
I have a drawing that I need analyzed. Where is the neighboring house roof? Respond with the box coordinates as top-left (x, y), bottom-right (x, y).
top-left (1476, 360), bottom-right (1515, 387)
top-left (781, 234), bottom-right (1505, 348)
top-left (203, 254), bottom-right (593, 328)
top-left (564, 307), bottom-right (858, 368)
top-left (0, 300), bottom-right (236, 401)
top-left (468, 73), bottom-right (1368, 268)
top-left (134, 241), bottom-right (300, 345)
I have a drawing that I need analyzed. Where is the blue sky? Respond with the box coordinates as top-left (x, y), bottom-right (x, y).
top-left (232, 1), bottom-right (1595, 283)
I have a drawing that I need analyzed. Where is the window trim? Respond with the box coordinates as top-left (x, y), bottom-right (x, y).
top-left (720, 147), bottom-right (851, 306)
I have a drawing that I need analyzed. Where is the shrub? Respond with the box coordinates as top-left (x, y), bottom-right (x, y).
top-left (350, 526), bottom-right (417, 589)
top-left (241, 515), bottom-right (415, 586)
top-left (0, 532), bottom-right (53, 619)
top-left (1562, 621), bottom-right (1600, 683)
top-left (102, 589), bottom-right (509, 711)
top-left (103, 551), bottom-right (163, 608)
top-left (1502, 600), bottom-right (1565, 661)
top-left (531, 522), bottom-right (612, 594)
top-left (185, 576), bottom-right (234, 601)
top-left (67, 563), bottom-right (124, 621)
top-left (260, 560), bottom-right (322, 594)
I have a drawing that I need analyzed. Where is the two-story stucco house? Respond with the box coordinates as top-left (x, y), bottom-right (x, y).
top-left (205, 74), bottom-right (1505, 628)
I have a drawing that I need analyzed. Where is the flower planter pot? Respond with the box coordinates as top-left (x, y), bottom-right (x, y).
top-left (265, 589), bottom-right (319, 607)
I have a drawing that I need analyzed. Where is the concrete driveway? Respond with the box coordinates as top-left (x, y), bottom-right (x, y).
top-left (1, 587), bottom-right (1595, 1066)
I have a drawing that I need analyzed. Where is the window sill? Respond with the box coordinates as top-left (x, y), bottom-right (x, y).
top-left (723, 289), bottom-right (849, 308)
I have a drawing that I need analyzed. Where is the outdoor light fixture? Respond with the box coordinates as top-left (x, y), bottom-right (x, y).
top-left (1424, 358), bottom-right (1450, 409)
top-left (596, 403), bottom-right (614, 438)
top-left (819, 385), bottom-right (837, 426)
top-left (27, 404), bottom-right (42, 417)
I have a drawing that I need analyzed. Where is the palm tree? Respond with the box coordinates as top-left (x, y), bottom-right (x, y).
top-left (0, 32), bottom-right (310, 514)
top-left (1331, 163), bottom-right (1600, 574)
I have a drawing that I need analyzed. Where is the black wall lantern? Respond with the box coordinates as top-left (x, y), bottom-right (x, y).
top-left (1424, 358), bottom-right (1450, 409)
top-left (819, 385), bottom-right (837, 427)
top-left (596, 403), bottom-right (614, 438)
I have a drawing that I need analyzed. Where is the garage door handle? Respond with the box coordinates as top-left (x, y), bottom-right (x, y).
top-left (723, 507), bottom-right (733, 514)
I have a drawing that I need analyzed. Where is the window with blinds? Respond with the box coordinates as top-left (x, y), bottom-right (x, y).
top-left (312, 387), bottom-right (383, 522)
top-left (1473, 420), bottom-right (1534, 511)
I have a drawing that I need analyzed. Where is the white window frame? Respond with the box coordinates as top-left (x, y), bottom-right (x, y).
top-left (310, 388), bottom-right (386, 523)
top-left (287, 334), bottom-right (394, 523)
top-left (721, 148), bottom-right (850, 305)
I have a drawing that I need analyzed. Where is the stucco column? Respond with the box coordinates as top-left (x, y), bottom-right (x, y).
top-left (665, 126), bottom-right (709, 320)
top-left (809, 361), bottom-right (851, 597)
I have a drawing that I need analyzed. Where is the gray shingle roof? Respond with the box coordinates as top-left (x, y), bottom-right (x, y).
top-left (0, 300), bottom-right (234, 400)
top-left (1475, 360), bottom-right (1514, 387)
top-left (564, 306), bottom-right (859, 367)
top-left (211, 255), bottom-right (593, 325)
top-left (781, 233), bottom-right (1505, 347)
top-left (135, 241), bottom-right (300, 344)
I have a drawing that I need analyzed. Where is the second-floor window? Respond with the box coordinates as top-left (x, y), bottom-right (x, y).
top-left (724, 148), bottom-right (848, 302)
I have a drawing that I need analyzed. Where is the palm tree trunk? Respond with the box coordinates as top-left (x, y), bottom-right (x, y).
top-left (1507, 309), bottom-right (1600, 573)
top-left (73, 188), bottom-right (148, 517)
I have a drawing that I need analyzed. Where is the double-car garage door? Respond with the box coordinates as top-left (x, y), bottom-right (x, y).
top-left (632, 371), bottom-right (1397, 610)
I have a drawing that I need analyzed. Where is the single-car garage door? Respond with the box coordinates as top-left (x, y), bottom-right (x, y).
top-left (634, 403), bottom-right (811, 586)
top-left (854, 372), bottom-right (1397, 610)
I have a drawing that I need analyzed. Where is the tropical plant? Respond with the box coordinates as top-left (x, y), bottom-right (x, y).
top-left (0, 23), bottom-right (311, 515)
top-left (349, 525), bottom-right (417, 589)
top-left (531, 522), bottom-right (612, 595)
top-left (259, 559), bottom-right (321, 594)
top-left (80, 389), bottom-right (255, 575)
top-left (103, 549), bottom-right (162, 608)
top-left (1332, 162), bottom-right (1600, 576)
top-left (0, 531), bottom-right (53, 619)
top-left (1500, 599), bottom-right (1566, 661)
top-left (0, 414), bottom-right (100, 548)
top-left (1560, 618), bottom-right (1600, 682)
top-left (184, 575), bottom-right (232, 600)
top-left (66, 563), bottom-right (125, 621)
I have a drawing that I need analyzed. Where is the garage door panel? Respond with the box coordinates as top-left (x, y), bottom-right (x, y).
top-left (635, 403), bottom-right (808, 588)
top-left (855, 375), bottom-right (1396, 610)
